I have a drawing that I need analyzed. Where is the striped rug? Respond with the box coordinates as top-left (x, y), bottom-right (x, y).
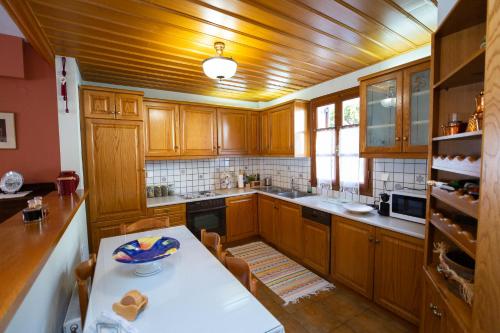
top-left (226, 241), bottom-right (334, 305)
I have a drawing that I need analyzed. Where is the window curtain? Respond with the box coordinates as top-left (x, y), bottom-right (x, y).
top-left (315, 129), bottom-right (336, 186)
top-left (339, 126), bottom-right (364, 193)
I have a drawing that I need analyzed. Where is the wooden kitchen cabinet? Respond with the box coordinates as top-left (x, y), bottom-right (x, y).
top-left (147, 203), bottom-right (186, 227)
top-left (258, 194), bottom-right (276, 244)
top-left (332, 216), bottom-right (424, 324)
top-left (276, 201), bottom-right (303, 259)
top-left (331, 216), bottom-right (376, 298)
top-left (420, 270), bottom-right (465, 333)
top-left (226, 194), bottom-right (258, 242)
top-left (359, 59), bottom-right (429, 158)
top-left (248, 111), bottom-right (261, 155)
top-left (261, 101), bottom-right (309, 157)
top-left (82, 86), bottom-right (143, 120)
top-left (261, 111), bottom-right (269, 155)
top-left (85, 118), bottom-right (146, 223)
top-left (144, 100), bottom-right (180, 158)
top-left (179, 104), bottom-right (217, 156)
top-left (303, 219), bottom-right (330, 275)
top-left (83, 89), bottom-right (115, 119)
top-left (268, 103), bottom-right (294, 155)
top-left (217, 108), bottom-right (248, 155)
top-left (374, 228), bottom-right (424, 324)
top-left (115, 93), bottom-right (143, 120)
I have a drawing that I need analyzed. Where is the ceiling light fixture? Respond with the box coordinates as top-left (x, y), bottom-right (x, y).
top-left (202, 42), bottom-right (237, 81)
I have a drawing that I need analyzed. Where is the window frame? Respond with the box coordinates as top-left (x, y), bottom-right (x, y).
top-left (310, 87), bottom-right (372, 196)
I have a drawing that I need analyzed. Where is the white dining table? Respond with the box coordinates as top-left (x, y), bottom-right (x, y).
top-left (84, 226), bottom-right (284, 333)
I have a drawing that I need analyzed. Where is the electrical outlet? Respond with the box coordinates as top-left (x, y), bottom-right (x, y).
top-left (381, 173), bottom-right (390, 181)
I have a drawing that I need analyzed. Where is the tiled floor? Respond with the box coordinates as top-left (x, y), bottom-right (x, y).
top-left (254, 280), bottom-right (417, 333)
top-left (224, 237), bottom-right (417, 333)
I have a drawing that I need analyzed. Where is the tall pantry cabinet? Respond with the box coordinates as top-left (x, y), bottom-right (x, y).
top-left (81, 86), bottom-right (147, 251)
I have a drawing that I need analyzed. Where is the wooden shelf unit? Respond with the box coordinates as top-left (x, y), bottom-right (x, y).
top-left (429, 210), bottom-right (477, 258)
top-left (423, 0), bottom-right (487, 330)
top-left (432, 130), bottom-right (482, 142)
top-left (433, 49), bottom-right (485, 90)
top-left (431, 187), bottom-right (479, 219)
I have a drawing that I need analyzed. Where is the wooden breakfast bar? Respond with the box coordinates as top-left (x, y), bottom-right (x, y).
top-left (0, 190), bottom-right (88, 332)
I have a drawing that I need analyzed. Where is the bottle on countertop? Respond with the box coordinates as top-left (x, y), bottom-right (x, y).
top-left (307, 180), bottom-right (312, 193)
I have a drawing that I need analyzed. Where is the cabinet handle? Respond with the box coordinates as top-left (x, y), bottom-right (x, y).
top-left (174, 145), bottom-right (179, 150)
top-left (374, 239), bottom-right (381, 244)
top-left (368, 236), bottom-right (375, 242)
top-left (403, 136), bottom-right (408, 141)
top-left (217, 146), bottom-right (221, 149)
top-left (395, 137), bottom-right (401, 141)
top-left (432, 308), bottom-right (442, 318)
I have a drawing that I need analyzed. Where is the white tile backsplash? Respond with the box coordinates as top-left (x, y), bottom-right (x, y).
top-left (145, 157), bottom-right (311, 194)
top-left (145, 157), bottom-right (427, 203)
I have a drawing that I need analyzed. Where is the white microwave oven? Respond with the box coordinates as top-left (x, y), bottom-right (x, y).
top-left (389, 190), bottom-right (427, 224)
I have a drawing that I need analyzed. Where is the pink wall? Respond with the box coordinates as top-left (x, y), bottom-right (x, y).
top-left (0, 35), bottom-right (61, 183)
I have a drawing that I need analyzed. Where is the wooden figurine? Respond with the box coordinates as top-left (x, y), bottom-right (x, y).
top-left (112, 290), bottom-right (148, 321)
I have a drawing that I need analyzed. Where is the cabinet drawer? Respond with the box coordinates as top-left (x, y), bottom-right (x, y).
top-left (148, 204), bottom-right (186, 216)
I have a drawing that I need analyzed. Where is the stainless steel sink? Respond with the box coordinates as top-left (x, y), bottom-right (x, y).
top-left (276, 191), bottom-right (312, 199)
top-left (256, 186), bottom-right (287, 194)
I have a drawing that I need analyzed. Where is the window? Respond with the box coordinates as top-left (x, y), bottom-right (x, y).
top-left (311, 88), bottom-right (371, 196)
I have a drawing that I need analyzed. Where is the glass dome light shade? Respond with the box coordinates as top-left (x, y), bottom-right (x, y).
top-left (202, 56), bottom-right (237, 80)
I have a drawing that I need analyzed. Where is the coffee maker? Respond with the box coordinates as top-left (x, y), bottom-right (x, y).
top-left (378, 192), bottom-right (390, 216)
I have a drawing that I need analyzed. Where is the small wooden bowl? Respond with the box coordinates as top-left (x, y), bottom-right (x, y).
top-left (112, 290), bottom-right (148, 321)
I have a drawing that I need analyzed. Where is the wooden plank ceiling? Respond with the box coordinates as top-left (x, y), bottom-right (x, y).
top-left (4, 0), bottom-right (437, 101)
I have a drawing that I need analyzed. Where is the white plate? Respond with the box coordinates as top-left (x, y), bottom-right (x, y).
top-left (342, 202), bottom-right (374, 214)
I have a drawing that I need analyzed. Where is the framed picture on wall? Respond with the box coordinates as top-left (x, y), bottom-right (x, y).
top-left (0, 112), bottom-right (16, 149)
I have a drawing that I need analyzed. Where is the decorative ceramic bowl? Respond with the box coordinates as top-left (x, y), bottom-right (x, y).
top-left (113, 236), bottom-right (180, 276)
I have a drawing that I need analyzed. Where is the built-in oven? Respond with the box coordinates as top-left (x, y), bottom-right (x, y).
top-left (390, 190), bottom-right (427, 224)
top-left (186, 198), bottom-right (226, 239)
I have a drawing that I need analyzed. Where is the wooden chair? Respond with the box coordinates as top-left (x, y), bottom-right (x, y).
top-left (225, 256), bottom-right (258, 295)
top-left (75, 253), bottom-right (97, 326)
top-left (200, 229), bottom-right (225, 262)
top-left (120, 217), bottom-right (169, 235)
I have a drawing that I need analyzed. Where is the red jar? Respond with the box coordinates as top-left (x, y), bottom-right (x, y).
top-left (56, 171), bottom-right (80, 195)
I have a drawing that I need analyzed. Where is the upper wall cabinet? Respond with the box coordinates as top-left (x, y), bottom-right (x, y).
top-left (180, 104), bottom-right (218, 157)
top-left (217, 108), bottom-right (249, 156)
top-left (359, 59), bottom-right (430, 158)
top-left (82, 86), bottom-right (143, 121)
top-left (262, 100), bottom-right (309, 157)
top-left (144, 100), bottom-right (180, 158)
top-left (248, 111), bottom-right (261, 155)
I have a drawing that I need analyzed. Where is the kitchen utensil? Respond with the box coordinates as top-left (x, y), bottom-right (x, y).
top-left (56, 171), bottom-right (79, 195)
top-left (0, 171), bottom-right (24, 194)
top-left (343, 202), bottom-right (374, 214)
top-left (264, 177), bottom-right (272, 186)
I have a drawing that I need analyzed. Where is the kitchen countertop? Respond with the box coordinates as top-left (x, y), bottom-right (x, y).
top-left (147, 188), bottom-right (425, 239)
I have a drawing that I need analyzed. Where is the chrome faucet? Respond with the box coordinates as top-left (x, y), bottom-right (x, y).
top-left (290, 178), bottom-right (299, 191)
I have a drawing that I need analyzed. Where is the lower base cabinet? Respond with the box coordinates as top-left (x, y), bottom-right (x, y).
top-left (332, 217), bottom-right (375, 298)
top-left (420, 269), bottom-right (467, 333)
top-left (258, 195), bottom-right (277, 244)
top-left (302, 219), bottom-right (330, 275)
top-left (374, 228), bottom-right (423, 324)
top-left (90, 203), bottom-right (186, 252)
top-left (331, 216), bottom-right (424, 325)
top-left (226, 194), bottom-right (258, 242)
top-left (276, 201), bottom-right (303, 259)
top-left (147, 203), bottom-right (186, 227)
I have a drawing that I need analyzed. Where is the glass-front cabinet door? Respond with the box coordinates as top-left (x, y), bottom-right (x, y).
top-left (403, 63), bottom-right (430, 153)
top-left (360, 71), bottom-right (403, 154)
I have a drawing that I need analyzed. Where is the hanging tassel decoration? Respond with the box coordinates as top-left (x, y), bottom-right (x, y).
top-left (60, 57), bottom-right (69, 113)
